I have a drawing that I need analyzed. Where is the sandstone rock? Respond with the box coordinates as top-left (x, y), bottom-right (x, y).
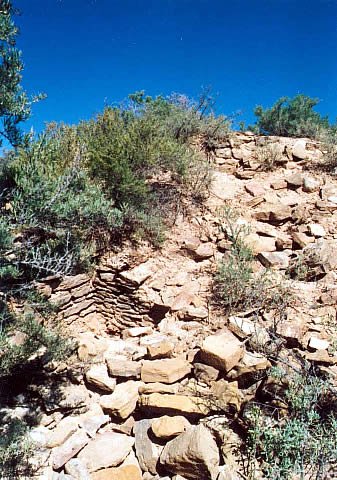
top-left (194, 242), bottom-right (214, 260)
top-left (292, 231), bottom-right (314, 249)
top-left (160, 424), bottom-right (219, 480)
top-left (100, 381), bottom-right (140, 419)
top-left (77, 432), bottom-right (134, 472)
top-left (276, 320), bottom-right (307, 347)
top-left (147, 340), bottom-right (174, 359)
top-left (47, 416), bottom-right (79, 448)
top-left (124, 326), bottom-right (153, 338)
top-left (200, 331), bottom-right (244, 372)
top-left (308, 336), bottom-right (330, 351)
top-left (151, 416), bottom-right (190, 440)
top-left (226, 351), bottom-right (271, 381)
top-left (141, 359), bottom-right (191, 384)
top-left (171, 291), bottom-right (195, 312)
top-left (52, 430), bottom-right (89, 470)
top-left (271, 179), bottom-right (287, 190)
top-left (139, 393), bottom-right (209, 416)
top-left (106, 359), bottom-right (141, 379)
top-left (303, 176), bottom-right (320, 192)
top-left (245, 182), bottom-right (266, 197)
top-left (228, 316), bottom-right (270, 345)
top-left (286, 173), bottom-right (303, 188)
top-left (64, 458), bottom-right (91, 480)
top-left (292, 139), bottom-right (309, 160)
top-left (193, 363), bottom-right (219, 385)
top-left (79, 413), bottom-right (110, 437)
top-left (217, 465), bottom-right (241, 480)
top-left (244, 233), bottom-right (276, 254)
top-left (119, 260), bottom-right (156, 287)
top-left (209, 380), bottom-right (243, 413)
top-left (139, 382), bottom-right (179, 394)
top-left (308, 223), bottom-right (326, 238)
top-left (257, 251), bottom-right (290, 269)
top-left (184, 305), bottom-right (208, 320)
top-left (253, 203), bottom-right (292, 224)
top-left (91, 465), bottom-right (142, 480)
top-left (134, 419), bottom-right (162, 474)
top-left (85, 363), bottom-right (116, 392)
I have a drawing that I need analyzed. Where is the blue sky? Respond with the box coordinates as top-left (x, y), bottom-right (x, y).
top-left (15, 0), bottom-right (337, 133)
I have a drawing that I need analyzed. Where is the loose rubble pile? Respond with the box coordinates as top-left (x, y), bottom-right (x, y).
top-left (11, 132), bottom-right (337, 479)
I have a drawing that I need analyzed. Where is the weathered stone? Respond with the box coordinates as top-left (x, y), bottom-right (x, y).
top-left (244, 233), bottom-right (276, 254)
top-left (308, 336), bottom-right (330, 351)
top-left (77, 432), bottom-right (134, 472)
top-left (47, 416), bottom-right (79, 448)
top-left (308, 223), bottom-right (326, 238)
top-left (139, 383), bottom-right (179, 394)
top-left (194, 243), bottom-right (214, 260)
top-left (271, 179), bottom-right (287, 190)
top-left (52, 430), bottom-right (89, 470)
top-left (276, 320), bottom-right (307, 347)
top-left (292, 139), bottom-right (309, 160)
top-left (151, 416), bottom-right (190, 440)
top-left (171, 291), bottom-right (195, 312)
top-left (286, 173), bottom-right (303, 188)
top-left (141, 359), bottom-right (191, 384)
top-left (292, 231), bottom-right (314, 249)
top-left (124, 326), bottom-right (153, 338)
top-left (160, 424), bottom-right (219, 480)
top-left (56, 274), bottom-right (90, 291)
top-left (119, 260), bottom-right (157, 287)
top-left (226, 351), bottom-right (271, 380)
top-left (258, 251), bottom-right (290, 269)
top-left (253, 203), bottom-right (292, 223)
top-left (106, 359), bottom-right (141, 379)
top-left (139, 393), bottom-right (209, 416)
top-left (134, 419), bottom-right (162, 474)
top-left (245, 182), bottom-right (266, 197)
top-left (85, 363), bottom-right (116, 392)
top-left (100, 381), bottom-right (140, 419)
top-left (194, 363), bottom-right (219, 385)
top-left (209, 380), bottom-right (243, 413)
top-left (303, 176), bottom-right (320, 192)
top-left (79, 413), bottom-right (110, 438)
top-left (65, 458), bottom-right (91, 480)
top-left (200, 331), bottom-right (244, 372)
top-left (147, 340), bottom-right (174, 359)
top-left (91, 465), bottom-right (142, 480)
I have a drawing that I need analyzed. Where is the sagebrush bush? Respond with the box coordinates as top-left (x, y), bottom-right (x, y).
top-left (246, 366), bottom-right (337, 480)
top-left (250, 94), bottom-right (330, 138)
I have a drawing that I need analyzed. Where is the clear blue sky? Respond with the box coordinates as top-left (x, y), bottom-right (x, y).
top-left (15, 0), bottom-right (337, 133)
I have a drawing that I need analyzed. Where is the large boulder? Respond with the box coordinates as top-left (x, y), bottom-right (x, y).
top-left (85, 363), bottom-right (116, 392)
top-left (151, 416), bottom-right (190, 440)
top-left (134, 419), bottom-right (162, 475)
top-left (141, 359), bottom-right (191, 384)
top-left (200, 331), bottom-right (244, 372)
top-left (100, 381), bottom-right (140, 419)
top-left (52, 430), bottom-right (89, 470)
top-left (160, 424), bottom-right (219, 480)
top-left (77, 432), bottom-right (134, 472)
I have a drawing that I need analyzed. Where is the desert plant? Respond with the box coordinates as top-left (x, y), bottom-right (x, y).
top-left (215, 207), bottom-right (290, 317)
top-left (256, 143), bottom-right (284, 171)
top-left (246, 366), bottom-right (337, 480)
top-left (0, 0), bottom-right (45, 147)
top-left (251, 95), bottom-right (330, 138)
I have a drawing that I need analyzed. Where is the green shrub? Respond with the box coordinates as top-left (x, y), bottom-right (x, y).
top-left (214, 208), bottom-right (289, 316)
top-left (251, 95), bottom-right (330, 138)
top-left (246, 366), bottom-right (337, 479)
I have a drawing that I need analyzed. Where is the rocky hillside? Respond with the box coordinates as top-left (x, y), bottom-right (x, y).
top-left (13, 132), bottom-right (337, 479)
